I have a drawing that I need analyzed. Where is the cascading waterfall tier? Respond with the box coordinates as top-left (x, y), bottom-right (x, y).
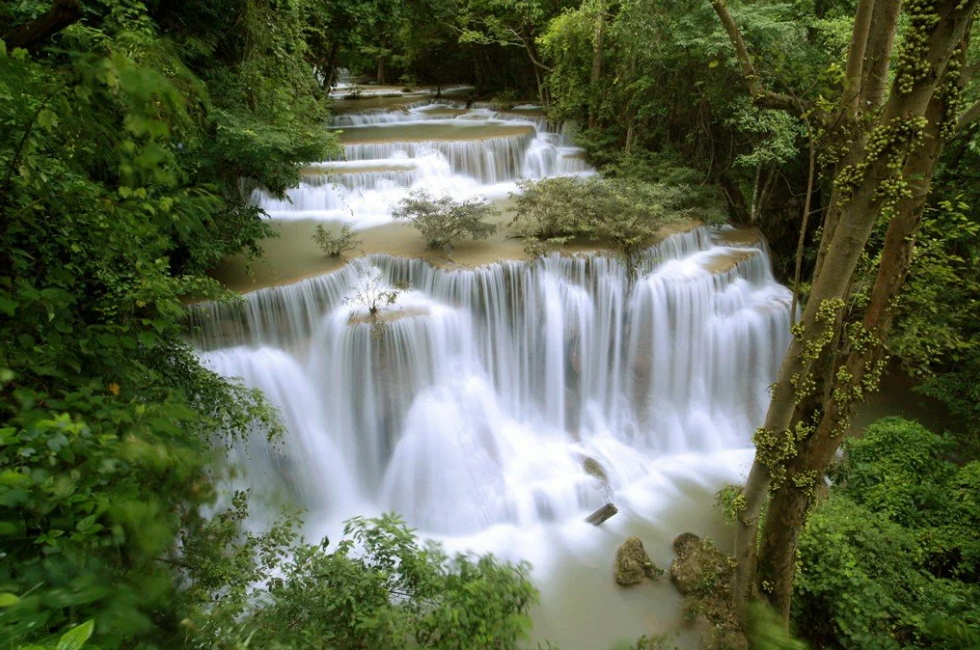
top-left (191, 227), bottom-right (793, 534)
top-left (252, 101), bottom-right (593, 226)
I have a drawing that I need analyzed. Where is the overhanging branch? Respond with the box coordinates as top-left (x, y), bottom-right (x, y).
top-left (708, 0), bottom-right (805, 117)
top-left (1, 0), bottom-right (82, 50)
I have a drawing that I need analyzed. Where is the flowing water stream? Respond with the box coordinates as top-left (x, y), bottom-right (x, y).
top-left (194, 100), bottom-right (796, 648)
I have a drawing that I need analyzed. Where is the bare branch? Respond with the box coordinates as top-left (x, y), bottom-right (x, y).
top-left (791, 113), bottom-right (817, 324)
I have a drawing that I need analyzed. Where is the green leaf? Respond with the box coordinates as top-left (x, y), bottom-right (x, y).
top-left (0, 296), bottom-right (17, 316)
top-left (0, 592), bottom-right (19, 607)
top-left (56, 619), bottom-right (95, 650)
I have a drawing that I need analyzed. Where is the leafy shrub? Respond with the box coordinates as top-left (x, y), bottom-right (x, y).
top-left (600, 151), bottom-right (728, 226)
top-left (795, 418), bottom-right (980, 650)
top-left (314, 223), bottom-right (361, 256)
top-left (184, 512), bottom-right (538, 650)
top-left (0, 2), bottom-right (330, 646)
top-left (392, 190), bottom-right (498, 254)
top-left (511, 176), bottom-right (691, 268)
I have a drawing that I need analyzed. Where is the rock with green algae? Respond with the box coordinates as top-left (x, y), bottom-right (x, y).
top-left (614, 536), bottom-right (665, 586)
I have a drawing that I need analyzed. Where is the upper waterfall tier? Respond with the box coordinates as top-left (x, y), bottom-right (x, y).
top-left (251, 101), bottom-right (593, 227)
top-left (191, 228), bottom-right (794, 534)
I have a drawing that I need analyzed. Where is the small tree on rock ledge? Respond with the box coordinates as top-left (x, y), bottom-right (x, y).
top-left (392, 189), bottom-right (498, 255)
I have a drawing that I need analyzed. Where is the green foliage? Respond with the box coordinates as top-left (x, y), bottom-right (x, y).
top-left (0, 0), bottom-right (334, 646)
top-left (795, 419), bottom-right (980, 650)
top-left (716, 483), bottom-right (748, 524)
top-left (313, 223), bottom-right (362, 257)
top-left (539, 0), bottom-right (818, 192)
top-left (183, 512), bottom-right (538, 650)
top-left (392, 189), bottom-right (499, 254)
top-left (884, 125), bottom-right (980, 457)
top-left (12, 619), bottom-right (98, 650)
top-left (886, 192), bottom-right (980, 447)
top-left (511, 176), bottom-right (696, 267)
top-left (599, 150), bottom-right (729, 225)
top-left (746, 603), bottom-right (808, 650)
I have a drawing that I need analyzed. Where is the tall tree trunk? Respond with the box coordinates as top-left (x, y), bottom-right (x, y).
top-left (588, 0), bottom-right (605, 130)
top-left (377, 35), bottom-right (388, 85)
top-left (750, 164), bottom-right (763, 223)
top-left (756, 37), bottom-right (967, 620)
top-left (712, 0), bottom-right (978, 619)
top-left (324, 40), bottom-right (342, 91)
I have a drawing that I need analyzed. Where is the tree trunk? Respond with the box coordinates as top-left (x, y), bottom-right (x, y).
top-left (588, 0), bottom-right (605, 130)
top-left (324, 40), bottom-right (342, 91)
top-left (750, 164), bottom-right (763, 223)
top-left (726, 0), bottom-right (977, 619)
top-left (750, 16), bottom-right (972, 621)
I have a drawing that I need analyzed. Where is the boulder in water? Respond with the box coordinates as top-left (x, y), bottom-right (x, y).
top-left (672, 532), bottom-right (701, 559)
top-left (614, 536), bottom-right (664, 586)
top-left (668, 533), bottom-right (745, 650)
top-left (669, 533), bottom-right (733, 597)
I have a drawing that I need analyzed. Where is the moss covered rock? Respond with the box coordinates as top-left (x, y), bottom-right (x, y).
top-left (614, 536), bottom-right (664, 586)
top-left (668, 533), bottom-right (745, 650)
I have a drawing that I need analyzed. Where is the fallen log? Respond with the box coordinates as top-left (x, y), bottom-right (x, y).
top-left (585, 502), bottom-right (618, 525)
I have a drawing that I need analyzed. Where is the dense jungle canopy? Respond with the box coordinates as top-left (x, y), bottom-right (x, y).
top-left (1, 0), bottom-right (979, 649)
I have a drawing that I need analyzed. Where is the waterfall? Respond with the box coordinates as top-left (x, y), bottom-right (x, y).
top-left (190, 227), bottom-right (793, 534)
top-left (253, 102), bottom-right (593, 224)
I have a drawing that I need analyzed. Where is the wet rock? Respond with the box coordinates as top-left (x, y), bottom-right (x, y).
top-left (614, 536), bottom-right (664, 586)
top-left (672, 532), bottom-right (701, 559)
top-left (583, 457), bottom-right (609, 483)
top-left (669, 534), bottom-right (733, 597)
top-left (585, 502), bottom-right (618, 525)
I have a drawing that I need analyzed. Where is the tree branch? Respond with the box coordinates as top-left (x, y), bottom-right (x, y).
top-left (1, 0), bottom-right (83, 50)
top-left (842, 0), bottom-right (878, 118)
top-left (859, 0), bottom-right (903, 111)
top-left (708, 0), bottom-right (805, 116)
top-left (791, 111), bottom-right (817, 324)
top-left (956, 98), bottom-right (980, 131)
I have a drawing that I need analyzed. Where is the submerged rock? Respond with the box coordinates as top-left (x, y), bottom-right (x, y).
top-left (583, 457), bottom-right (609, 483)
top-left (614, 536), bottom-right (664, 586)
